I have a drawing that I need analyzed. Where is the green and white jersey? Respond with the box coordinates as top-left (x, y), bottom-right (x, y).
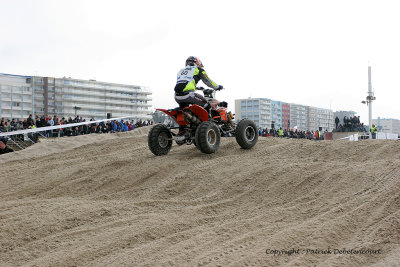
top-left (174, 66), bottom-right (219, 94)
top-left (176, 66), bottom-right (197, 84)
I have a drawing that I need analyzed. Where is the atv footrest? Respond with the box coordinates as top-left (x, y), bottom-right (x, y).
top-left (174, 136), bottom-right (186, 142)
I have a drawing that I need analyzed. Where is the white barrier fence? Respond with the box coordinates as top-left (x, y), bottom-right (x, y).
top-left (341, 132), bottom-right (399, 141)
top-left (376, 132), bottom-right (399, 140)
top-left (0, 117), bottom-right (129, 138)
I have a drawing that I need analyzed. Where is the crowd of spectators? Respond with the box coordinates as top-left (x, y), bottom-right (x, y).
top-left (0, 114), bottom-right (153, 139)
top-left (334, 116), bottom-right (366, 132)
top-left (258, 127), bottom-right (325, 140)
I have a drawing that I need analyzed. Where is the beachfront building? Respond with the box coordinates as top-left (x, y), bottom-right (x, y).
top-left (307, 106), bottom-right (335, 131)
top-left (0, 73), bottom-right (33, 120)
top-left (373, 117), bottom-right (400, 135)
top-left (289, 103), bottom-right (308, 131)
top-left (235, 98), bottom-right (334, 131)
top-left (307, 106), bottom-right (319, 131)
top-left (282, 103), bottom-right (290, 130)
top-left (318, 107), bottom-right (335, 131)
top-left (259, 99), bottom-right (272, 130)
top-left (235, 98), bottom-right (272, 129)
top-left (0, 73), bottom-right (152, 121)
top-left (271, 100), bottom-right (283, 129)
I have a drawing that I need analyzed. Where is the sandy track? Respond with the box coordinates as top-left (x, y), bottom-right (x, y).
top-left (1, 128), bottom-right (399, 266)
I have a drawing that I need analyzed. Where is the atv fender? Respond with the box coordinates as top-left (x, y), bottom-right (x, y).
top-left (185, 105), bottom-right (209, 122)
top-left (156, 108), bottom-right (189, 126)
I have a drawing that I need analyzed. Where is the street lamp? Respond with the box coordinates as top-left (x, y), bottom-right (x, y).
top-left (73, 106), bottom-right (81, 117)
top-left (361, 66), bottom-right (376, 138)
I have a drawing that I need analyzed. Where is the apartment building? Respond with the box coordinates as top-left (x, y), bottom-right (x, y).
top-left (236, 98), bottom-right (334, 131)
top-left (308, 106), bottom-right (334, 131)
top-left (373, 117), bottom-right (400, 135)
top-left (235, 98), bottom-right (272, 129)
top-left (282, 103), bottom-right (290, 130)
top-left (0, 73), bottom-right (152, 121)
top-left (289, 103), bottom-right (308, 131)
top-left (0, 73), bottom-right (34, 120)
top-left (271, 100), bottom-right (282, 129)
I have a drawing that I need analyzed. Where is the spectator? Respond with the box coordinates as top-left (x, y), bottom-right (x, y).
top-left (0, 118), bottom-right (4, 132)
top-left (48, 116), bottom-right (54, 137)
top-left (3, 121), bottom-right (10, 132)
top-left (23, 118), bottom-right (29, 129)
top-left (112, 121), bottom-right (118, 132)
top-left (35, 115), bottom-right (40, 127)
top-left (370, 124), bottom-right (378, 139)
top-left (130, 121), bottom-right (135, 131)
top-left (315, 130), bottom-right (320, 140)
top-left (118, 120), bottom-right (124, 132)
top-left (335, 116), bottom-right (339, 129)
top-left (27, 114), bottom-right (34, 126)
top-left (39, 116), bottom-right (48, 128)
top-left (0, 137), bottom-right (14, 154)
top-left (10, 119), bottom-right (16, 131)
top-left (278, 127), bottom-right (284, 137)
top-left (16, 121), bottom-right (23, 130)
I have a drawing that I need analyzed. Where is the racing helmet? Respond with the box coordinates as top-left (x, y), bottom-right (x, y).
top-left (185, 56), bottom-right (204, 68)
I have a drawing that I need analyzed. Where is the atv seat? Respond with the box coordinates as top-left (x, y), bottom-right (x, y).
top-left (168, 107), bottom-right (182, 112)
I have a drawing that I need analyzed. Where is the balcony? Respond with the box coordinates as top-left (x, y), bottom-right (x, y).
top-left (60, 81), bottom-right (151, 94)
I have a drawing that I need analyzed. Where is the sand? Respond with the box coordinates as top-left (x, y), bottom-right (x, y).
top-left (1, 128), bottom-right (399, 266)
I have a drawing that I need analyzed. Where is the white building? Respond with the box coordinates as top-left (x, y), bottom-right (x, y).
top-left (373, 117), bottom-right (400, 135)
top-left (0, 73), bottom-right (152, 121)
top-left (235, 98), bottom-right (272, 129)
top-left (308, 106), bottom-right (335, 131)
top-left (290, 103), bottom-right (308, 131)
top-left (0, 73), bottom-right (34, 120)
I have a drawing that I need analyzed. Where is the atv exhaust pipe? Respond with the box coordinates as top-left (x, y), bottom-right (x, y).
top-left (184, 111), bottom-right (201, 125)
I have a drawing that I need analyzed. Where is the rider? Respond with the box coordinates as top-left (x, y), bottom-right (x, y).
top-left (174, 56), bottom-right (223, 111)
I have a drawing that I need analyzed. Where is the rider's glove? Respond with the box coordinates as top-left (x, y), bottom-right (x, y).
top-left (217, 85), bottom-right (223, 90)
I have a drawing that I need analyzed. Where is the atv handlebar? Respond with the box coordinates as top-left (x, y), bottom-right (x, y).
top-left (196, 87), bottom-right (224, 91)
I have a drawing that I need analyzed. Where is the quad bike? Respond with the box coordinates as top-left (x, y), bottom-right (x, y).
top-left (148, 88), bottom-right (258, 155)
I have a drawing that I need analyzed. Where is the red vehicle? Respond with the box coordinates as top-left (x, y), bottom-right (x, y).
top-left (148, 88), bottom-right (258, 155)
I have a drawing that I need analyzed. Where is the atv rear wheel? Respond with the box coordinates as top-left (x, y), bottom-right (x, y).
top-left (148, 124), bottom-right (173, 156)
top-left (235, 119), bottom-right (258, 149)
top-left (195, 121), bottom-right (221, 154)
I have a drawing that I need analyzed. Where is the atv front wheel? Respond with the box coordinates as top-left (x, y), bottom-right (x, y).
top-left (235, 119), bottom-right (258, 149)
top-left (148, 124), bottom-right (173, 156)
top-left (195, 121), bottom-right (221, 154)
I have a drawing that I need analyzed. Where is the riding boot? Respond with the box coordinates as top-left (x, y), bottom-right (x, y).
top-left (178, 125), bottom-right (186, 136)
top-left (203, 103), bottom-right (211, 118)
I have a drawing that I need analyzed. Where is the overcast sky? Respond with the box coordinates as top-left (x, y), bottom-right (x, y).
top-left (1, 0), bottom-right (399, 123)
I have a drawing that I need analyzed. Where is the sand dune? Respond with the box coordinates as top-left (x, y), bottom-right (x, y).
top-left (1, 128), bottom-right (399, 266)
